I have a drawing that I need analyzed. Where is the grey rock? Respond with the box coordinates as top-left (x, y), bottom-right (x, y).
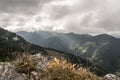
top-left (31, 71), bottom-right (40, 80)
top-left (31, 53), bottom-right (48, 70)
top-left (104, 73), bottom-right (120, 80)
top-left (0, 62), bottom-right (26, 80)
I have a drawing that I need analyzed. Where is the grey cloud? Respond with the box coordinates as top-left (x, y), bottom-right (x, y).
top-left (0, 0), bottom-right (120, 36)
top-left (43, 0), bottom-right (97, 20)
top-left (95, 10), bottom-right (120, 31)
top-left (60, 0), bottom-right (120, 35)
top-left (0, 0), bottom-right (37, 13)
top-left (49, 5), bottom-right (71, 20)
top-left (80, 13), bottom-right (93, 26)
top-left (0, 0), bottom-right (54, 28)
top-left (41, 1), bottom-right (72, 20)
top-left (0, 14), bottom-right (14, 27)
top-left (0, 0), bottom-right (53, 14)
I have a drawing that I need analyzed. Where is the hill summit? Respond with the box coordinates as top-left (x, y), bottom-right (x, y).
top-left (0, 28), bottom-right (45, 61)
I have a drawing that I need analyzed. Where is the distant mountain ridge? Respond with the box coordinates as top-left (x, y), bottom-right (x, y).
top-left (17, 31), bottom-right (120, 75)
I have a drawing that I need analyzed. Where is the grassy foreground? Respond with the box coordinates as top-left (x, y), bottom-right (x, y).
top-left (13, 53), bottom-right (104, 80)
top-left (41, 57), bottom-right (103, 80)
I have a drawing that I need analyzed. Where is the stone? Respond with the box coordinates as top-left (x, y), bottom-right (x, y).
top-left (104, 73), bottom-right (120, 80)
top-left (31, 53), bottom-right (48, 70)
top-left (31, 71), bottom-right (40, 80)
top-left (0, 62), bottom-right (26, 80)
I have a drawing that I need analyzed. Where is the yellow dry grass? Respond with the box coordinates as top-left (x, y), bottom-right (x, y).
top-left (12, 53), bottom-right (36, 74)
top-left (40, 57), bottom-right (104, 80)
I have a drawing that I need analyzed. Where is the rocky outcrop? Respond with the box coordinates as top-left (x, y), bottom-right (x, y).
top-left (31, 53), bottom-right (48, 70)
top-left (0, 53), bottom-right (49, 80)
top-left (0, 62), bottom-right (26, 80)
top-left (104, 73), bottom-right (120, 80)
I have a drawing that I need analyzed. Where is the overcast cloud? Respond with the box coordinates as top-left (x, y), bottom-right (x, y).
top-left (0, 0), bottom-right (120, 36)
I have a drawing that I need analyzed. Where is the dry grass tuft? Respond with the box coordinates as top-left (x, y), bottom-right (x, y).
top-left (40, 57), bottom-right (104, 80)
top-left (12, 53), bottom-right (37, 74)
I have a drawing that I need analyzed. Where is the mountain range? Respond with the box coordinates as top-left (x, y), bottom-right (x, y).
top-left (17, 31), bottom-right (120, 75)
top-left (0, 28), bottom-right (106, 76)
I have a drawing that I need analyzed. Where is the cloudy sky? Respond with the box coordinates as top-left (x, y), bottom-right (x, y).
top-left (0, 0), bottom-right (120, 36)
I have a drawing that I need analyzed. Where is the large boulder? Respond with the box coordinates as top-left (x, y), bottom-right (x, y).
top-left (31, 53), bottom-right (48, 70)
top-left (0, 62), bottom-right (26, 80)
